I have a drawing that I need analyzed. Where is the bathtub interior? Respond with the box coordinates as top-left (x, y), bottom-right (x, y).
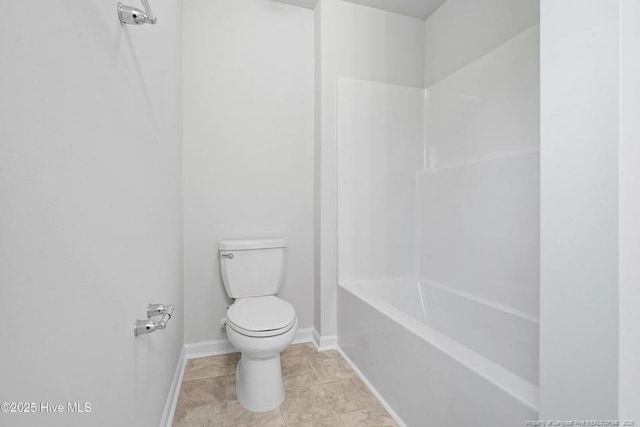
top-left (343, 279), bottom-right (539, 386)
top-left (345, 279), bottom-right (539, 386)
top-left (338, 283), bottom-right (539, 427)
top-left (423, 281), bottom-right (539, 386)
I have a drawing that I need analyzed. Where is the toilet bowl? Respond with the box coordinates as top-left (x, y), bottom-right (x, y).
top-left (225, 295), bottom-right (297, 412)
top-left (219, 239), bottom-right (297, 413)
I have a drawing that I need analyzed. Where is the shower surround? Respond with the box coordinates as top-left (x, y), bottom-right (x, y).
top-left (336, 2), bottom-right (540, 425)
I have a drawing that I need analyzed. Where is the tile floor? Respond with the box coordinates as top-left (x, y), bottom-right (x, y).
top-left (173, 343), bottom-right (398, 427)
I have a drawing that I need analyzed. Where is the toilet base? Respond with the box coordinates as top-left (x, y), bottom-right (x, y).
top-left (236, 353), bottom-right (285, 412)
top-left (226, 317), bottom-right (298, 413)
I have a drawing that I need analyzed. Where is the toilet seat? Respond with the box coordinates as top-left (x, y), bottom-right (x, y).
top-left (227, 296), bottom-right (296, 338)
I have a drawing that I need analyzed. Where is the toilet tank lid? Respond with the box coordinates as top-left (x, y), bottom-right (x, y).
top-left (219, 239), bottom-right (286, 251)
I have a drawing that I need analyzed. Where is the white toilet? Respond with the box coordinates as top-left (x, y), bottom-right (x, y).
top-left (219, 239), bottom-right (297, 413)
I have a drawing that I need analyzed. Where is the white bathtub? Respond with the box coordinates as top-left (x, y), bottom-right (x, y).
top-left (338, 279), bottom-right (539, 427)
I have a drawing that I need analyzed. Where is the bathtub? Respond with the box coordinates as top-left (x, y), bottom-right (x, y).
top-left (338, 279), bottom-right (539, 427)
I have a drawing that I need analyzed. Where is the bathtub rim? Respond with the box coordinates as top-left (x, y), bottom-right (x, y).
top-left (338, 280), bottom-right (539, 413)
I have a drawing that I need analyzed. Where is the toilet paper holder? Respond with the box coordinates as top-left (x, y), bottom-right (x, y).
top-left (134, 303), bottom-right (175, 337)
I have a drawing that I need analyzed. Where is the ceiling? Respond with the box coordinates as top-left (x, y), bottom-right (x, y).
top-left (269, 0), bottom-right (318, 10)
top-left (341, 0), bottom-right (447, 19)
top-left (270, 0), bottom-right (448, 19)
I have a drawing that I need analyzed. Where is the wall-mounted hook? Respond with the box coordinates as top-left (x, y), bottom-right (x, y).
top-left (118, 0), bottom-right (157, 26)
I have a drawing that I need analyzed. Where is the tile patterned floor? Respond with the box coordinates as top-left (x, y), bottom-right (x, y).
top-left (173, 343), bottom-right (398, 427)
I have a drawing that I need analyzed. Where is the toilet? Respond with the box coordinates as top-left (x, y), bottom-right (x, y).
top-left (219, 239), bottom-right (297, 413)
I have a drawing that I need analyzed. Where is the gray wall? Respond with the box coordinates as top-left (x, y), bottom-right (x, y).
top-left (540, 0), bottom-right (619, 418)
top-left (182, 0), bottom-right (315, 344)
top-left (314, 0), bottom-right (426, 338)
top-left (620, 0), bottom-right (640, 420)
top-left (0, 1), bottom-right (184, 426)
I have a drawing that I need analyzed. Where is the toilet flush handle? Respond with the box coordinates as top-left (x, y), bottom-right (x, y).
top-left (221, 253), bottom-right (234, 259)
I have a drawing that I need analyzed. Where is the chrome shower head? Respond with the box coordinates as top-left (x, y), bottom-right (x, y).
top-left (118, 0), bottom-right (157, 25)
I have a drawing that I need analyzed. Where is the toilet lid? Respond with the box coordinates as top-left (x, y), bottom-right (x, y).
top-left (227, 296), bottom-right (296, 335)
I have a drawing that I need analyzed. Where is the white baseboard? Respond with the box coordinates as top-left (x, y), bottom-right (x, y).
top-left (184, 337), bottom-right (237, 359)
top-left (159, 346), bottom-right (186, 427)
top-left (311, 328), bottom-right (337, 351)
top-left (184, 327), bottom-right (314, 359)
top-left (336, 347), bottom-right (407, 427)
top-left (292, 327), bottom-right (313, 344)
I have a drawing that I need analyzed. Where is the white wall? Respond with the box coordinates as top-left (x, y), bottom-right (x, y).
top-left (314, 0), bottom-right (425, 338)
top-left (419, 152), bottom-right (540, 318)
top-left (425, 25), bottom-right (540, 168)
top-left (0, 1), bottom-right (183, 426)
top-left (619, 0), bottom-right (640, 420)
top-left (313, 0), bottom-right (323, 334)
top-left (421, 1), bottom-right (540, 300)
top-left (337, 78), bottom-right (424, 283)
top-left (183, 0), bottom-right (314, 344)
top-left (540, 0), bottom-right (620, 418)
top-left (420, 0), bottom-right (540, 385)
top-left (420, 18), bottom-right (540, 314)
top-left (424, 0), bottom-right (539, 86)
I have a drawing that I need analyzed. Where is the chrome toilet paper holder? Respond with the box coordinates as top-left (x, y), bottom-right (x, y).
top-left (134, 303), bottom-right (175, 337)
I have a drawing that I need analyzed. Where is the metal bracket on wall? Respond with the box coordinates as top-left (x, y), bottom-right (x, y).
top-left (134, 303), bottom-right (175, 336)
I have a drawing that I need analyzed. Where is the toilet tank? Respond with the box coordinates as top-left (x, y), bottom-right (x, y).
top-left (219, 239), bottom-right (286, 298)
